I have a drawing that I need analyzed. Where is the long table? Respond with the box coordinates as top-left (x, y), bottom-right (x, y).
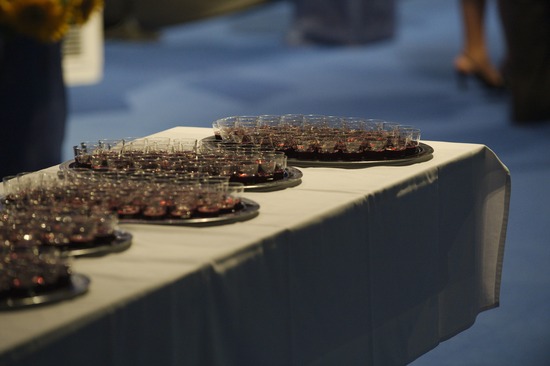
top-left (0, 127), bottom-right (510, 366)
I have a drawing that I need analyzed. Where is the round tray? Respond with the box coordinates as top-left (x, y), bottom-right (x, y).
top-left (58, 162), bottom-right (302, 192)
top-left (119, 197), bottom-right (260, 226)
top-left (287, 143), bottom-right (434, 169)
top-left (65, 230), bottom-right (133, 258)
top-left (0, 273), bottom-right (90, 311)
top-left (200, 136), bottom-right (433, 169)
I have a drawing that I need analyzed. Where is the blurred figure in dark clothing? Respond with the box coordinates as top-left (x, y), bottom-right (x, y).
top-left (498, 0), bottom-right (550, 122)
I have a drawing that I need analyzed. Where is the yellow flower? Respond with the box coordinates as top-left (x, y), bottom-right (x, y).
top-left (0, 1), bottom-right (16, 23)
top-left (0, 0), bottom-right (102, 43)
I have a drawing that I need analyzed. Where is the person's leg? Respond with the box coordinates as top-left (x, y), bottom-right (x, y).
top-left (454, 0), bottom-right (504, 88)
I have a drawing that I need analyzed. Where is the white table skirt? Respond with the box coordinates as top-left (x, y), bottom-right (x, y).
top-left (0, 127), bottom-right (510, 366)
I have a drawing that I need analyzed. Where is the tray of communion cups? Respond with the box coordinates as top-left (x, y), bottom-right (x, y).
top-left (210, 114), bottom-right (433, 168)
top-left (0, 242), bottom-right (90, 310)
top-left (2, 172), bottom-right (133, 257)
top-left (63, 136), bottom-right (302, 192)
top-left (3, 170), bottom-right (260, 228)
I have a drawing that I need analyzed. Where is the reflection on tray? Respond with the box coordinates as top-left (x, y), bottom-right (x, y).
top-left (0, 273), bottom-right (90, 311)
top-left (64, 230), bottom-right (133, 258)
top-left (241, 167), bottom-right (302, 192)
top-left (120, 198), bottom-right (260, 226)
top-left (287, 143), bottom-right (434, 168)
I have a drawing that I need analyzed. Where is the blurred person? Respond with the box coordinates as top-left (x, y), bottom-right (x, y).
top-left (0, 0), bottom-right (103, 179)
top-left (454, 0), bottom-right (505, 89)
top-left (0, 36), bottom-right (66, 180)
top-left (498, 0), bottom-right (550, 122)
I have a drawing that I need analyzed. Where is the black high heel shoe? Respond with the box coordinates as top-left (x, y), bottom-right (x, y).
top-left (454, 54), bottom-right (506, 91)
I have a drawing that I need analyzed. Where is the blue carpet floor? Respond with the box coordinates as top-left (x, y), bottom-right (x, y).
top-left (67, 0), bottom-right (550, 364)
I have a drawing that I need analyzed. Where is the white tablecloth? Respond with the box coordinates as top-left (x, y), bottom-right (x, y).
top-left (0, 127), bottom-right (510, 366)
